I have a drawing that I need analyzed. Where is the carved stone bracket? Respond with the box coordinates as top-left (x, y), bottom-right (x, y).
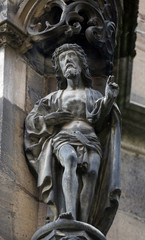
top-left (30, 217), bottom-right (106, 240)
top-left (24, 0), bottom-right (118, 75)
top-left (0, 20), bottom-right (32, 52)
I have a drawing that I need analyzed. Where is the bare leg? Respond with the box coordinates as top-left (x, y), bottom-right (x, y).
top-left (57, 144), bottom-right (78, 219)
top-left (80, 151), bottom-right (101, 222)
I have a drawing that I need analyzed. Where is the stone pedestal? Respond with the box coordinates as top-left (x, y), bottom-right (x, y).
top-left (31, 218), bottom-right (106, 240)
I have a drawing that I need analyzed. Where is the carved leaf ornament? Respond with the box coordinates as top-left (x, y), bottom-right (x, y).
top-left (26, 0), bottom-right (117, 74)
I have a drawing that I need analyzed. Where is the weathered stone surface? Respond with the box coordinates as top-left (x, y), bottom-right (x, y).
top-left (0, 97), bottom-right (39, 239)
top-left (119, 0), bottom-right (138, 58)
top-left (13, 188), bottom-right (38, 240)
top-left (131, 8), bottom-right (145, 106)
top-left (0, 44), bottom-right (45, 240)
top-left (0, 170), bottom-right (15, 237)
top-left (26, 65), bottom-right (45, 113)
top-left (3, 47), bottom-right (26, 110)
top-left (107, 147), bottom-right (145, 240)
top-left (120, 149), bottom-right (145, 219)
top-left (0, 48), bottom-right (5, 98)
top-left (108, 210), bottom-right (145, 240)
top-left (1, 98), bottom-right (38, 196)
top-left (0, 168), bottom-right (38, 240)
top-left (37, 202), bottom-right (48, 228)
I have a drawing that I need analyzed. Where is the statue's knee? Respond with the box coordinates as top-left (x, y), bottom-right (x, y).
top-left (67, 153), bottom-right (77, 168)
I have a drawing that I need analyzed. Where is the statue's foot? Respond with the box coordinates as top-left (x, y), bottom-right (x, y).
top-left (59, 212), bottom-right (74, 220)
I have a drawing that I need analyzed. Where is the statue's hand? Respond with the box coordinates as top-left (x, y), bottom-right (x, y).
top-left (105, 75), bottom-right (119, 100)
top-left (44, 111), bottom-right (73, 125)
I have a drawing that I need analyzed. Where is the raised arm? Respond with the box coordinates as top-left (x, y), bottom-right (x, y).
top-left (86, 76), bottom-right (119, 132)
top-left (103, 75), bottom-right (119, 115)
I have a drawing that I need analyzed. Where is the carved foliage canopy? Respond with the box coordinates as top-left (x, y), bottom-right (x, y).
top-left (24, 0), bottom-right (118, 75)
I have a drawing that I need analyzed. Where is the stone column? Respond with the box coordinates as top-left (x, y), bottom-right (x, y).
top-left (0, 9), bottom-right (43, 240)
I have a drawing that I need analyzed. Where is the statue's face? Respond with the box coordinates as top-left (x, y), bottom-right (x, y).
top-left (59, 50), bottom-right (81, 79)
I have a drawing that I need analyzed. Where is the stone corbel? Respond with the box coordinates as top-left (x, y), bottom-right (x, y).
top-left (0, 20), bottom-right (32, 52)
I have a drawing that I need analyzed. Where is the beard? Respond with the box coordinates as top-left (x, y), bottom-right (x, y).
top-left (64, 67), bottom-right (79, 79)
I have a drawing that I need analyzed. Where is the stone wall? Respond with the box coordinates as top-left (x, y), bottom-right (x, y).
top-left (0, 43), bottom-right (58, 239)
top-left (108, 148), bottom-right (145, 240)
top-left (131, 0), bottom-right (145, 106)
top-left (0, 1), bottom-right (145, 240)
top-left (0, 46), bottom-right (39, 239)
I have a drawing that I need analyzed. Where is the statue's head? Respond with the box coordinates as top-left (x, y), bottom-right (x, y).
top-left (52, 43), bottom-right (92, 89)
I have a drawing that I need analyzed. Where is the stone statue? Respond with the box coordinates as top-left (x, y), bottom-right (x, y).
top-left (24, 43), bottom-right (121, 237)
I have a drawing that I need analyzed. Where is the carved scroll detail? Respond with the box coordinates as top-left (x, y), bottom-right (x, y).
top-left (25, 0), bottom-right (117, 74)
top-left (0, 21), bottom-right (31, 51)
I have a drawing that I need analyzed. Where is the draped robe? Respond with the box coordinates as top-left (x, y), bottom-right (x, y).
top-left (24, 88), bottom-right (121, 235)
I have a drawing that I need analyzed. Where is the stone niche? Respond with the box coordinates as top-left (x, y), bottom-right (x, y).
top-left (0, 0), bottom-right (123, 240)
top-left (0, 1), bottom-right (145, 240)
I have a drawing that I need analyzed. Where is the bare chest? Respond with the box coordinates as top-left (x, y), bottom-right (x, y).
top-left (61, 90), bottom-right (86, 116)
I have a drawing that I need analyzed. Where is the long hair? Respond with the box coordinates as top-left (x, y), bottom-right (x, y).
top-left (52, 43), bottom-right (93, 89)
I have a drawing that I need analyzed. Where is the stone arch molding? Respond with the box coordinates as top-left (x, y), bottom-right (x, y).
top-left (18, 0), bottom-right (118, 75)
